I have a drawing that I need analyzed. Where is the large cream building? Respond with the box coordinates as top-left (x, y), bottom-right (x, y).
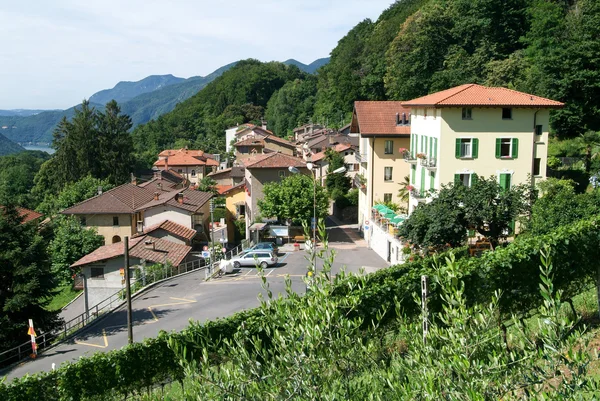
top-left (401, 84), bottom-right (564, 212)
top-left (350, 101), bottom-right (412, 236)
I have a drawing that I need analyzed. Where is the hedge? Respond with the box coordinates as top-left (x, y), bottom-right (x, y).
top-left (1, 217), bottom-right (598, 400)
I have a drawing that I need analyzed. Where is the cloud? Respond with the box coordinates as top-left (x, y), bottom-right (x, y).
top-left (0, 0), bottom-right (393, 109)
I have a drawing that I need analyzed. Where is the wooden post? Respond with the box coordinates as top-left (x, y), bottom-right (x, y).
top-left (124, 237), bottom-right (133, 344)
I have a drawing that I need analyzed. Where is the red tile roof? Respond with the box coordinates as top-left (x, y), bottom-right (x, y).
top-left (71, 235), bottom-right (191, 267)
top-left (353, 101), bottom-right (411, 137)
top-left (242, 152), bottom-right (307, 169)
top-left (154, 149), bottom-right (219, 167)
top-left (135, 220), bottom-right (197, 241)
top-left (216, 184), bottom-right (233, 194)
top-left (311, 144), bottom-right (354, 162)
top-left (0, 206), bottom-right (43, 224)
top-left (235, 137), bottom-right (265, 147)
top-left (220, 182), bottom-right (245, 195)
top-left (207, 166), bottom-right (245, 179)
top-left (401, 84), bottom-right (564, 108)
top-left (62, 184), bottom-right (157, 215)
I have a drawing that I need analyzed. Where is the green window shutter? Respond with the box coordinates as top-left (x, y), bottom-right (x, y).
top-left (495, 138), bottom-right (501, 158)
top-left (472, 138), bottom-right (479, 159)
top-left (506, 174), bottom-right (511, 189)
top-left (429, 137), bottom-right (433, 157)
top-left (420, 167), bottom-right (425, 194)
top-left (434, 138), bottom-right (438, 158)
top-left (430, 172), bottom-right (435, 190)
top-left (499, 173), bottom-right (507, 190)
top-left (471, 173), bottom-right (478, 186)
top-left (512, 138), bottom-right (519, 158)
top-left (454, 173), bottom-right (461, 185)
top-left (455, 139), bottom-right (461, 158)
top-left (509, 220), bottom-right (516, 235)
top-left (411, 164), bottom-right (415, 184)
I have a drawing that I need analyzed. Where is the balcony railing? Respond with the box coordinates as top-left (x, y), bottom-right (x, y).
top-left (355, 152), bottom-right (368, 164)
top-left (420, 157), bottom-right (437, 169)
top-left (403, 153), bottom-right (417, 163)
top-left (353, 174), bottom-right (367, 191)
top-left (410, 188), bottom-right (428, 200)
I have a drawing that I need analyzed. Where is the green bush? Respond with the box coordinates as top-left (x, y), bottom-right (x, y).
top-left (2, 217), bottom-right (599, 399)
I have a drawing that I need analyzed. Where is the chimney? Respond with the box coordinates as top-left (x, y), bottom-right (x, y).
top-left (131, 173), bottom-right (137, 185)
top-left (262, 120), bottom-right (267, 130)
top-left (144, 240), bottom-right (155, 250)
top-left (97, 186), bottom-right (103, 195)
top-left (328, 135), bottom-right (335, 145)
top-left (402, 112), bottom-right (407, 125)
top-left (154, 192), bottom-right (160, 201)
top-left (157, 182), bottom-right (162, 191)
top-left (177, 192), bottom-right (184, 204)
top-left (396, 113), bottom-right (400, 125)
top-left (164, 156), bottom-right (169, 171)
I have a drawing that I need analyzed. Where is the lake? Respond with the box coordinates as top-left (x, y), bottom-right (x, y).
top-left (23, 145), bottom-right (55, 154)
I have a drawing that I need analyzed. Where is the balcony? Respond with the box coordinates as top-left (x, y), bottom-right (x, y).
top-left (355, 152), bottom-right (368, 164)
top-left (353, 174), bottom-right (367, 192)
top-left (403, 153), bottom-right (417, 164)
top-left (410, 187), bottom-right (428, 200)
top-left (420, 157), bottom-right (437, 170)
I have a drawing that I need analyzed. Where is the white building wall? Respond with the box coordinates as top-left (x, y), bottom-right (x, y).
top-left (143, 205), bottom-right (192, 229)
top-left (368, 221), bottom-right (405, 265)
top-left (225, 127), bottom-right (237, 153)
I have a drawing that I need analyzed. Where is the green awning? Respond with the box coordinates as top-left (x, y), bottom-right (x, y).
top-left (372, 204), bottom-right (387, 211)
top-left (390, 215), bottom-right (406, 225)
top-left (382, 211), bottom-right (396, 219)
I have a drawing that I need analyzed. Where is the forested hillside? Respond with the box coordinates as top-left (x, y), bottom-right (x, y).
top-left (133, 0), bottom-right (598, 159)
top-left (89, 74), bottom-right (185, 105)
top-left (0, 133), bottom-right (24, 156)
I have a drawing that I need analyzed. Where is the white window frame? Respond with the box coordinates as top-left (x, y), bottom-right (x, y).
top-left (496, 170), bottom-right (515, 188)
top-left (278, 170), bottom-right (286, 178)
top-left (462, 108), bottom-right (472, 120)
top-left (384, 140), bottom-right (393, 154)
top-left (457, 170), bottom-right (475, 187)
top-left (459, 137), bottom-right (474, 158)
top-left (384, 166), bottom-right (393, 182)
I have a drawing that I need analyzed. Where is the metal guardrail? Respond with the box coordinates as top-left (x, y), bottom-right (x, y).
top-left (0, 242), bottom-right (255, 368)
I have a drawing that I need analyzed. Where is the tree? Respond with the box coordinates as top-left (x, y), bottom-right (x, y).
top-left (397, 175), bottom-right (411, 213)
top-left (399, 176), bottom-right (533, 249)
top-left (95, 100), bottom-right (134, 185)
top-left (48, 216), bottom-right (104, 284)
top-left (579, 130), bottom-right (600, 174)
top-left (258, 173), bottom-right (328, 224)
top-left (0, 151), bottom-right (50, 209)
top-left (324, 148), bottom-right (351, 198)
top-left (37, 175), bottom-right (114, 216)
top-left (0, 205), bottom-right (60, 351)
top-left (197, 176), bottom-right (218, 194)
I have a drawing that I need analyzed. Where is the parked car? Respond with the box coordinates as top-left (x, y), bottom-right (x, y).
top-left (231, 250), bottom-right (278, 268)
top-left (246, 242), bottom-right (279, 254)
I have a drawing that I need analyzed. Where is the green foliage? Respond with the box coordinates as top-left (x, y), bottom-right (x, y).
top-left (0, 205), bottom-right (60, 352)
top-left (264, 77), bottom-right (317, 136)
top-left (46, 100), bottom-right (134, 195)
top-left (525, 178), bottom-right (600, 235)
top-left (258, 173), bottom-right (328, 224)
top-left (36, 175), bottom-right (114, 216)
top-left (211, 207), bottom-right (227, 222)
top-left (335, 188), bottom-right (359, 209)
top-left (196, 176), bottom-right (217, 194)
top-left (131, 60), bottom-right (305, 156)
top-left (0, 133), bottom-right (24, 156)
top-left (47, 216), bottom-right (104, 284)
top-left (399, 176), bottom-right (534, 249)
top-left (0, 151), bottom-right (50, 209)
top-left (324, 148), bottom-right (351, 196)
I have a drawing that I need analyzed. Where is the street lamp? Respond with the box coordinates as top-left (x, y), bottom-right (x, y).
top-left (288, 163), bottom-right (346, 273)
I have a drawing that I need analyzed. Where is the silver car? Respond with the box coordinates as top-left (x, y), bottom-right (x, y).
top-left (231, 250), bottom-right (278, 268)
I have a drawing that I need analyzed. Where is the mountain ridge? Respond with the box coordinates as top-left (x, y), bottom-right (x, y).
top-left (0, 132), bottom-right (25, 156)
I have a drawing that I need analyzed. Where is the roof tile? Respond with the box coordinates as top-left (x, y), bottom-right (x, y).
top-left (353, 101), bottom-right (411, 137)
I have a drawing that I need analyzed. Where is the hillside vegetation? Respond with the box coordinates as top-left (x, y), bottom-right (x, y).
top-left (88, 74), bottom-right (186, 105)
top-left (0, 133), bottom-right (25, 156)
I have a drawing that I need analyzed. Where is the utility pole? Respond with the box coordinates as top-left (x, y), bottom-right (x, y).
top-left (124, 237), bottom-right (133, 344)
top-left (421, 275), bottom-right (429, 344)
top-left (210, 198), bottom-right (215, 269)
top-left (81, 273), bottom-right (89, 323)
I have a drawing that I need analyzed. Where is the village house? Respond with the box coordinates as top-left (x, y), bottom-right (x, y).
top-left (233, 134), bottom-right (296, 160)
top-left (241, 152), bottom-right (308, 239)
top-left (350, 101), bottom-right (412, 235)
top-left (153, 148), bottom-right (219, 185)
top-left (401, 84), bottom-right (563, 212)
top-left (309, 143), bottom-right (359, 186)
top-left (1, 205), bottom-right (44, 225)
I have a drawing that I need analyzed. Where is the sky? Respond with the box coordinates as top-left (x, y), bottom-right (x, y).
top-left (0, 0), bottom-right (394, 110)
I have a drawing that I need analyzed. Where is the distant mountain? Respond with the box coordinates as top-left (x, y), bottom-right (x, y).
top-left (0, 109), bottom-right (57, 117)
top-left (0, 132), bottom-right (25, 156)
top-left (0, 62), bottom-right (237, 144)
top-left (89, 74), bottom-right (185, 105)
top-left (283, 58), bottom-right (330, 74)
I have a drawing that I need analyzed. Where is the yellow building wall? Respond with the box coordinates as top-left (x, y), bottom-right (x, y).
top-left (370, 136), bottom-right (411, 208)
top-left (224, 187), bottom-right (246, 240)
top-left (84, 213), bottom-right (134, 245)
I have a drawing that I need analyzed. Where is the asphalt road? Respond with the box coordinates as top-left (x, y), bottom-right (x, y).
top-left (1, 219), bottom-right (387, 381)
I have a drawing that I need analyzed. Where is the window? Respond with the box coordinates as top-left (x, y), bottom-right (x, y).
top-left (429, 171), bottom-right (435, 190)
top-left (191, 169), bottom-right (196, 177)
top-left (383, 193), bottom-right (392, 203)
top-left (462, 108), bottom-right (472, 120)
top-left (502, 108), bottom-right (512, 119)
top-left (113, 216), bottom-right (119, 226)
top-left (384, 140), bottom-right (393, 154)
top-left (424, 109), bottom-right (428, 118)
top-left (495, 138), bottom-right (519, 159)
top-left (455, 138), bottom-right (479, 158)
top-left (499, 173), bottom-right (512, 190)
top-left (178, 169), bottom-right (183, 173)
top-left (90, 267), bottom-right (104, 279)
top-left (80, 216), bottom-right (87, 226)
top-left (384, 166), bottom-right (393, 181)
top-left (236, 204), bottom-right (246, 218)
top-left (112, 235), bottom-right (121, 244)
top-left (533, 158), bottom-right (541, 176)
top-left (411, 164), bottom-right (416, 184)
top-left (455, 173), bottom-right (475, 187)
top-left (192, 214), bottom-right (203, 227)
top-left (278, 170), bottom-right (286, 178)
top-left (535, 125), bottom-right (543, 137)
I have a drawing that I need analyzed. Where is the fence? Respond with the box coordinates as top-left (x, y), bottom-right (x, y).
top-left (0, 242), bottom-right (256, 368)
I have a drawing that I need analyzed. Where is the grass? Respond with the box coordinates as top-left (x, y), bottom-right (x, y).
top-left (45, 284), bottom-right (81, 312)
